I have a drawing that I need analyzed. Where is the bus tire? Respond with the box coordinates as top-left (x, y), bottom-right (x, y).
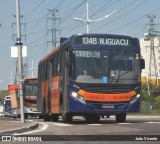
top-left (51, 114), bottom-right (59, 122)
top-left (62, 113), bottom-right (72, 123)
top-left (39, 115), bottom-right (44, 119)
top-left (116, 113), bottom-right (126, 123)
top-left (44, 114), bottom-right (51, 121)
top-left (24, 114), bottom-right (28, 119)
top-left (43, 99), bottom-right (51, 121)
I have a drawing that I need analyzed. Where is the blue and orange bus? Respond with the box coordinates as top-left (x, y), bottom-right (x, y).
top-left (6, 78), bottom-right (41, 118)
top-left (37, 34), bottom-right (145, 123)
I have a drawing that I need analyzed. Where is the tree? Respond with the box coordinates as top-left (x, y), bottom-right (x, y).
top-left (0, 90), bottom-right (8, 103)
top-left (155, 96), bottom-right (160, 112)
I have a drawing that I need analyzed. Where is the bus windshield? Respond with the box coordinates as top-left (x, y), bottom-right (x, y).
top-left (24, 85), bottom-right (37, 96)
top-left (71, 50), bottom-right (140, 84)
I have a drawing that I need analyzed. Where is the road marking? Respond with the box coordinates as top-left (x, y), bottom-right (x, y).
top-left (52, 122), bottom-right (72, 126)
top-left (118, 123), bottom-right (132, 125)
top-left (13, 122), bottom-right (49, 135)
top-left (144, 121), bottom-right (160, 124)
top-left (88, 124), bottom-right (102, 126)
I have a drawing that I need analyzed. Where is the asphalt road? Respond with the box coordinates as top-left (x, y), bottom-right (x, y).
top-left (1, 115), bottom-right (160, 144)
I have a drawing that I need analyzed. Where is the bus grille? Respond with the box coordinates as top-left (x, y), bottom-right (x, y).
top-left (86, 102), bottom-right (126, 110)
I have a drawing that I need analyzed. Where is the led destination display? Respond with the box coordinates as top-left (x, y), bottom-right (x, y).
top-left (74, 35), bottom-right (137, 47)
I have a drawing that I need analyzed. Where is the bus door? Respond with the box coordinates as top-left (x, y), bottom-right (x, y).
top-left (61, 49), bottom-right (70, 115)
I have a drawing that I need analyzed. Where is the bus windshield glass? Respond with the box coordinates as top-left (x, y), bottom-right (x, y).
top-left (24, 85), bottom-right (37, 96)
top-left (71, 50), bottom-right (140, 84)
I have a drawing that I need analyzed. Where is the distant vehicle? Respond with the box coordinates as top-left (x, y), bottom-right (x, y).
top-left (3, 96), bottom-right (11, 117)
top-left (23, 78), bottom-right (42, 118)
top-left (0, 102), bottom-right (4, 116)
top-left (5, 78), bottom-right (42, 118)
top-left (37, 34), bottom-right (145, 123)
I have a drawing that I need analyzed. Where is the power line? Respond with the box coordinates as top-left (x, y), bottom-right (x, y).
top-left (26, 1), bottom-right (86, 45)
top-left (25, 0), bottom-right (46, 18)
top-left (60, 0), bottom-right (86, 24)
top-left (93, 0), bottom-right (147, 32)
top-left (25, 0), bottom-right (65, 32)
top-left (107, 5), bottom-right (160, 33)
top-left (90, 0), bottom-right (118, 18)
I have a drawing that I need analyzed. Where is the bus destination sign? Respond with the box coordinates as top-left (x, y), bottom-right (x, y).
top-left (82, 37), bottom-right (129, 46)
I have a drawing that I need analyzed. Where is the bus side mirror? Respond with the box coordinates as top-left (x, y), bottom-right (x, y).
top-left (140, 59), bottom-right (145, 69)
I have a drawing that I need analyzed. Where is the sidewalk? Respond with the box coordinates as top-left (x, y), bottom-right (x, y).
top-left (0, 117), bottom-right (39, 135)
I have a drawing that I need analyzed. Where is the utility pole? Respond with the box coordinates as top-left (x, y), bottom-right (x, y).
top-left (12, 15), bottom-right (26, 44)
top-left (12, 15), bottom-right (28, 81)
top-left (74, 1), bottom-right (117, 33)
top-left (10, 71), bottom-right (13, 85)
top-left (15, 0), bottom-right (24, 123)
top-left (47, 9), bottom-right (61, 49)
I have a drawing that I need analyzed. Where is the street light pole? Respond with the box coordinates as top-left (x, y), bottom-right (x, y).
top-left (16, 0), bottom-right (24, 123)
top-left (86, 1), bottom-right (89, 33)
top-left (74, 1), bottom-right (117, 33)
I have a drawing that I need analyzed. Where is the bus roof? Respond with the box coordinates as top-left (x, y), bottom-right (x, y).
top-left (23, 78), bottom-right (38, 83)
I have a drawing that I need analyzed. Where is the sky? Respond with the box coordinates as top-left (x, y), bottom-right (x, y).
top-left (0, 0), bottom-right (160, 90)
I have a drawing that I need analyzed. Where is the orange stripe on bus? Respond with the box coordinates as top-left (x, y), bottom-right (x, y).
top-left (24, 102), bottom-right (37, 108)
top-left (78, 90), bottom-right (136, 102)
top-left (25, 96), bottom-right (37, 99)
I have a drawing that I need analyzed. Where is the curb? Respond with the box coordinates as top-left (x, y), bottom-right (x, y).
top-left (0, 121), bottom-right (39, 135)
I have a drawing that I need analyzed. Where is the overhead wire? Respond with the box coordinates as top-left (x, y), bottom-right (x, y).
top-left (107, 5), bottom-right (160, 33)
top-left (27, 0), bottom-right (86, 46)
top-left (60, 0), bottom-right (86, 24)
top-left (90, 0), bottom-right (118, 18)
top-left (93, 0), bottom-right (146, 32)
top-left (25, 0), bottom-right (65, 32)
top-left (25, 0), bottom-right (46, 18)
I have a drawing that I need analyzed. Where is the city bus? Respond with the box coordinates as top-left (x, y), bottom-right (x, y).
top-left (6, 78), bottom-right (41, 118)
top-left (23, 78), bottom-right (41, 118)
top-left (37, 34), bottom-right (145, 123)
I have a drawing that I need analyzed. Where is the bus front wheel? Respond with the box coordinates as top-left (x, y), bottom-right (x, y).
top-left (51, 114), bottom-right (59, 122)
top-left (44, 114), bottom-right (51, 122)
top-left (115, 113), bottom-right (126, 123)
top-left (62, 113), bottom-right (72, 123)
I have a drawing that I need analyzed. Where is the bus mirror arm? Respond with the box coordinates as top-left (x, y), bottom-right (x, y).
top-left (140, 59), bottom-right (145, 69)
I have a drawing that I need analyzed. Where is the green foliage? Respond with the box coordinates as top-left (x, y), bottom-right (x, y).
top-left (0, 90), bottom-right (8, 103)
top-left (141, 83), bottom-right (160, 114)
top-left (155, 96), bottom-right (160, 112)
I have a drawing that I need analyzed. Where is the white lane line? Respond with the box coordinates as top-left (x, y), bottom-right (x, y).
top-left (88, 124), bottom-right (102, 126)
top-left (118, 123), bottom-right (132, 124)
top-left (13, 122), bottom-right (49, 135)
top-left (144, 122), bottom-right (160, 124)
top-left (52, 122), bottom-right (72, 126)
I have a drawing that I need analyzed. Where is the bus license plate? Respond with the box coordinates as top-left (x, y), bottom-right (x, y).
top-left (102, 105), bottom-right (114, 109)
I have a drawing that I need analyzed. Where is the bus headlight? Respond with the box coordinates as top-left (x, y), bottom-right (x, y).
top-left (130, 94), bottom-right (140, 104)
top-left (71, 91), bottom-right (86, 104)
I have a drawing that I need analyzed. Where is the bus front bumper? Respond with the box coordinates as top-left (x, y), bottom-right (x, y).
top-left (69, 96), bottom-right (140, 115)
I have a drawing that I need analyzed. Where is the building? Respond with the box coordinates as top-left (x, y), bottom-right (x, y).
top-left (140, 36), bottom-right (160, 85)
